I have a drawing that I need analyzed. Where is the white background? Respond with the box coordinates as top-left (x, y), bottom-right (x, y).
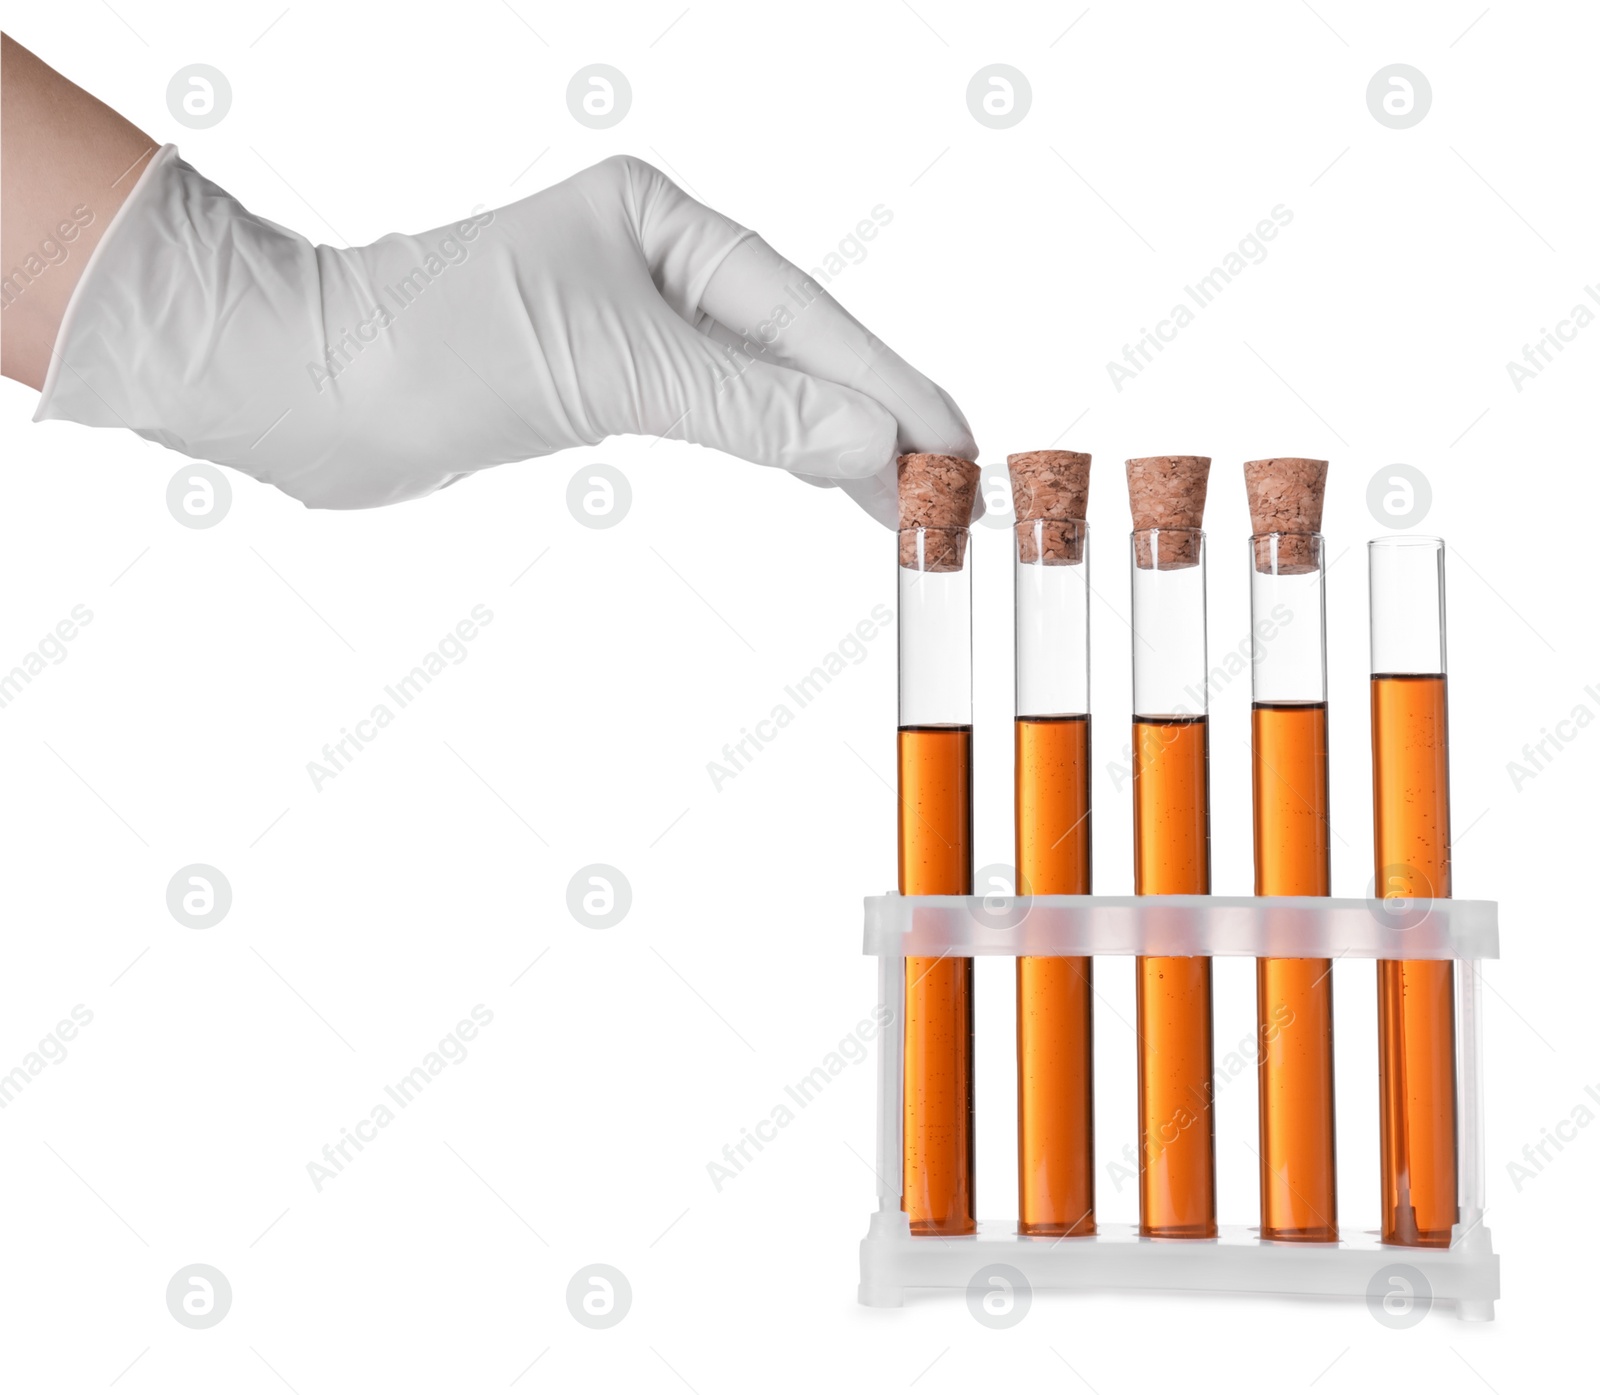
top-left (1, 1), bottom-right (1595, 1390)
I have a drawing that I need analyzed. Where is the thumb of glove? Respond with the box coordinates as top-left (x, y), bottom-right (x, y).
top-left (639, 309), bottom-right (901, 501)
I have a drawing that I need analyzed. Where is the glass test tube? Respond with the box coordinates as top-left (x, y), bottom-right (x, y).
top-left (1250, 532), bottom-right (1338, 1241)
top-left (1014, 518), bottom-right (1095, 1236)
top-left (899, 525), bottom-right (975, 1235)
top-left (1130, 527), bottom-right (1217, 1238)
top-left (1370, 536), bottom-right (1458, 1247)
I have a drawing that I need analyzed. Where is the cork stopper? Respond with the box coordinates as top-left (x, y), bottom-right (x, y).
top-left (1244, 458), bottom-right (1328, 573)
top-left (1125, 455), bottom-right (1211, 568)
top-left (1008, 450), bottom-right (1091, 564)
top-left (898, 453), bottom-right (980, 571)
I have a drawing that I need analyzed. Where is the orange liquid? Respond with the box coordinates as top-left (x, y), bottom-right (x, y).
top-left (1015, 715), bottom-right (1095, 1236)
top-left (898, 725), bottom-right (975, 1235)
top-left (1132, 716), bottom-right (1216, 1238)
top-left (1372, 675), bottom-right (1458, 1247)
top-left (1252, 702), bottom-right (1338, 1242)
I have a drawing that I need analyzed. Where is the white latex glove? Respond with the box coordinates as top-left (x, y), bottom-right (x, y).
top-left (34, 147), bottom-right (979, 525)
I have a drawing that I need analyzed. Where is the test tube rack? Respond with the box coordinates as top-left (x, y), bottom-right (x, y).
top-left (858, 893), bottom-right (1500, 1320)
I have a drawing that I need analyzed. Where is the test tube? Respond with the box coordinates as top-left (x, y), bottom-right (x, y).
top-left (1127, 456), bottom-right (1217, 1239)
top-left (1245, 459), bottom-right (1338, 1242)
top-left (1370, 535), bottom-right (1458, 1247)
top-left (898, 453), bottom-right (980, 1236)
top-left (1009, 450), bottom-right (1095, 1237)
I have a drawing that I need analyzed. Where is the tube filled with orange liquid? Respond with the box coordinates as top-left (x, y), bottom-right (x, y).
top-left (1009, 450), bottom-right (1095, 1236)
top-left (1126, 456), bottom-right (1216, 1239)
top-left (1370, 535), bottom-right (1458, 1247)
top-left (897, 453), bottom-right (980, 1235)
top-left (1245, 457), bottom-right (1338, 1242)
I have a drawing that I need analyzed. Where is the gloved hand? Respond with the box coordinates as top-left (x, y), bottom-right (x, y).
top-left (34, 148), bottom-right (979, 525)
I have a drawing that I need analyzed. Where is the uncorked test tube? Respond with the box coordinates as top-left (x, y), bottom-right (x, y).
top-left (1370, 536), bottom-right (1458, 1247)
top-left (1246, 459), bottom-right (1338, 1242)
top-left (1127, 456), bottom-right (1217, 1239)
top-left (1009, 451), bottom-right (1095, 1237)
top-left (898, 453), bottom-right (980, 1235)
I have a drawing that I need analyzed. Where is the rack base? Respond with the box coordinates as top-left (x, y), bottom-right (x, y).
top-left (858, 1205), bottom-right (1498, 1320)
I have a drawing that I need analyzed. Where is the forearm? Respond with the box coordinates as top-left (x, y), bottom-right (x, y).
top-left (1, 32), bottom-right (157, 388)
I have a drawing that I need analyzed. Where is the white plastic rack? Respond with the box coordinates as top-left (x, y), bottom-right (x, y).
top-left (858, 893), bottom-right (1500, 1320)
